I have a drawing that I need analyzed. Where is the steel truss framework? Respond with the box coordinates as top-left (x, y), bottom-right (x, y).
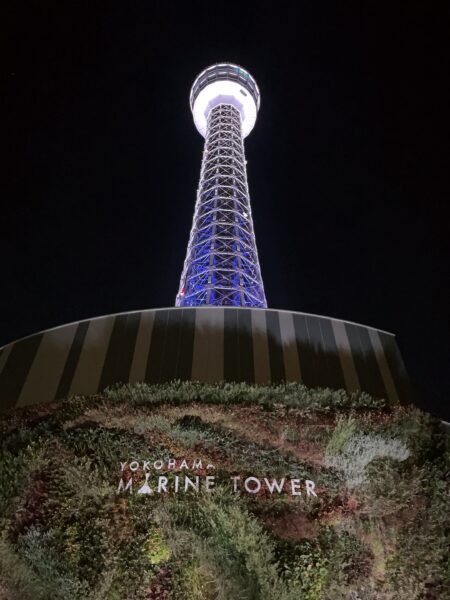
top-left (176, 104), bottom-right (267, 307)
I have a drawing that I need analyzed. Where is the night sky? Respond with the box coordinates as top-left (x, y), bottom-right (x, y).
top-left (3, 4), bottom-right (449, 418)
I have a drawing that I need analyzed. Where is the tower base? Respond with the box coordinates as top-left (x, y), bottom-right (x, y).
top-left (0, 307), bottom-right (411, 411)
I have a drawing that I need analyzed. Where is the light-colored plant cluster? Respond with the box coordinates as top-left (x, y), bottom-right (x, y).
top-left (325, 432), bottom-right (410, 488)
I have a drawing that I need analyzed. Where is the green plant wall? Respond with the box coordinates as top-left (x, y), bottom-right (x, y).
top-left (0, 381), bottom-right (448, 599)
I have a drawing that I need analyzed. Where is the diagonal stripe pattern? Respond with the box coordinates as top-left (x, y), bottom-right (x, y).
top-left (0, 307), bottom-right (412, 411)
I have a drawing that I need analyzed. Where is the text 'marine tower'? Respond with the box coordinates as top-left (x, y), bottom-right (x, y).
top-left (176, 63), bottom-right (267, 308)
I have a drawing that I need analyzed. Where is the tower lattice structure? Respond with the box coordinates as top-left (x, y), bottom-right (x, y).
top-left (176, 63), bottom-right (267, 308)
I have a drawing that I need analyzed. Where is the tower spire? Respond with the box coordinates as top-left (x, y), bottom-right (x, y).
top-left (176, 63), bottom-right (267, 308)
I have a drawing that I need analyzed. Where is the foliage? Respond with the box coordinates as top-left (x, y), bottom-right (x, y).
top-left (17, 526), bottom-right (90, 599)
top-left (325, 431), bottom-right (410, 488)
top-left (359, 458), bottom-right (422, 517)
top-left (280, 426), bottom-right (300, 443)
top-left (0, 537), bottom-right (49, 600)
top-left (387, 456), bottom-right (450, 599)
top-left (0, 381), bottom-right (448, 599)
top-left (276, 539), bottom-right (329, 598)
top-left (146, 528), bottom-right (171, 565)
top-left (325, 415), bottom-right (358, 456)
top-left (104, 380), bottom-right (387, 411)
top-left (135, 412), bottom-right (324, 481)
top-left (380, 406), bottom-right (446, 462)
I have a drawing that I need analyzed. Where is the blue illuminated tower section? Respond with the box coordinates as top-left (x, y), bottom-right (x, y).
top-left (176, 63), bottom-right (267, 307)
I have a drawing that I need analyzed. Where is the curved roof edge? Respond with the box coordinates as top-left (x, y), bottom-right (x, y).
top-left (0, 306), bottom-right (395, 351)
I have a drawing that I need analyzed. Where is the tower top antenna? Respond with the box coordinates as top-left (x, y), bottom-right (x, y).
top-left (190, 63), bottom-right (260, 138)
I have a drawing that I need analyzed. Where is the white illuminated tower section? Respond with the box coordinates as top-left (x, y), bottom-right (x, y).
top-left (176, 63), bottom-right (267, 307)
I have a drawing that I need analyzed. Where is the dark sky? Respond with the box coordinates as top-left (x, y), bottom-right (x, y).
top-left (3, 3), bottom-right (449, 418)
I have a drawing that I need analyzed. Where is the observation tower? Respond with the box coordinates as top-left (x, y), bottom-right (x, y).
top-left (176, 63), bottom-right (267, 308)
top-left (0, 62), bottom-right (412, 412)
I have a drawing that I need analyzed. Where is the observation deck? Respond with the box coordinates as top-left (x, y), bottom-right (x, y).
top-left (190, 63), bottom-right (260, 138)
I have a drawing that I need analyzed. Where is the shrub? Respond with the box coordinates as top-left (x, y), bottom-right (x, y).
top-left (381, 407), bottom-right (446, 463)
top-left (104, 380), bottom-right (388, 412)
top-left (325, 416), bottom-right (358, 456)
top-left (167, 488), bottom-right (304, 600)
top-left (17, 526), bottom-right (90, 599)
top-left (0, 538), bottom-right (49, 600)
top-left (325, 432), bottom-right (410, 488)
top-left (145, 527), bottom-right (171, 565)
top-left (359, 458), bottom-right (422, 517)
top-left (387, 458), bottom-right (450, 599)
